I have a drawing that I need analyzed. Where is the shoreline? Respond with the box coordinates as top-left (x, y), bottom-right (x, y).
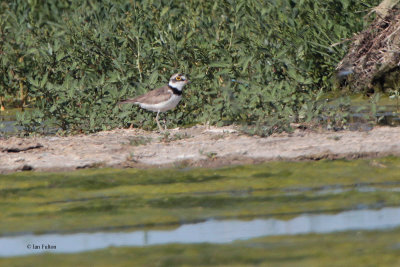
top-left (1, 125), bottom-right (400, 174)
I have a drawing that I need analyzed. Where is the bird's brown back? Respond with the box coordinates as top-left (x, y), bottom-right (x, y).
top-left (119, 85), bottom-right (172, 105)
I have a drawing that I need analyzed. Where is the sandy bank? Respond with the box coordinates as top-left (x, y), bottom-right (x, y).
top-left (1, 125), bottom-right (400, 174)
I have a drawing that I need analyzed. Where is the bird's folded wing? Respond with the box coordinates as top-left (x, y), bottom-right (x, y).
top-left (119, 86), bottom-right (172, 104)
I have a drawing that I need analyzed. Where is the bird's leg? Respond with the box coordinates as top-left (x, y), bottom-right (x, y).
top-left (155, 111), bottom-right (163, 132)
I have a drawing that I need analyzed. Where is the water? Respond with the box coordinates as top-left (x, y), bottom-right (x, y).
top-left (324, 95), bottom-right (400, 129)
top-left (0, 109), bottom-right (22, 135)
top-left (0, 121), bottom-right (20, 135)
top-left (1, 206), bottom-right (400, 257)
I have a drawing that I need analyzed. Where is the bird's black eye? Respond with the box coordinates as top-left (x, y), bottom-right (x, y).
top-left (176, 76), bottom-right (182, 81)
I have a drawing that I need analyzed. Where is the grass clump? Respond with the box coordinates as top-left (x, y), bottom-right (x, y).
top-left (159, 132), bottom-right (192, 142)
top-left (128, 136), bottom-right (153, 146)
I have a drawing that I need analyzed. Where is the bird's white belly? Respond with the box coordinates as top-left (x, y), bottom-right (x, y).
top-left (137, 95), bottom-right (182, 112)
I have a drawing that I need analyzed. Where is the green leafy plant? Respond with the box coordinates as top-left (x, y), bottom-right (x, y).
top-left (0, 0), bottom-right (381, 135)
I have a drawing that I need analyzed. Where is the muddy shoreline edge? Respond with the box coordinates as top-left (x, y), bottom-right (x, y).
top-left (1, 125), bottom-right (400, 174)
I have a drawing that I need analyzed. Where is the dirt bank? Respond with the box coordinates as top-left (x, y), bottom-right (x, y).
top-left (1, 125), bottom-right (400, 174)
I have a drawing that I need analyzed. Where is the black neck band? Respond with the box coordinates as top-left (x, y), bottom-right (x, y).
top-left (169, 85), bottom-right (182, 95)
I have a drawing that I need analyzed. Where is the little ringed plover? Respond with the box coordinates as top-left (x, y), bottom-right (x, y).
top-left (119, 73), bottom-right (190, 131)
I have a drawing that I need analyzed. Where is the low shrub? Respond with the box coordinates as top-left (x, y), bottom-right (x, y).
top-left (0, 0), bottom-right (380, 134)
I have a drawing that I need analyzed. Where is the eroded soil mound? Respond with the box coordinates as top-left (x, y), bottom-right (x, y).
top-left (337, 0), bottom-right (400, 92)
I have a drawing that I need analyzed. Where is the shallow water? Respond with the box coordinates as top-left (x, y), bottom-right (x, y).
top-left (0, 109), bottom-right (23, 135)
top-left (0, 120), bottom-right (19, 134)
top-left (1, 206), bottom-right (400, 257)
top-left (2, 157), bottom-right (400, 265)
top-left (324, 94), bottom-right (400, 128)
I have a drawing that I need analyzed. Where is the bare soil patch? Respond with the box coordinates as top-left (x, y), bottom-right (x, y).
top-left (1, 125), bottom-right (400, 174)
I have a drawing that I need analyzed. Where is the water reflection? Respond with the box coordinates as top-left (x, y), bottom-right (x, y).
top-left (1, 206), bottom-right (400, 257)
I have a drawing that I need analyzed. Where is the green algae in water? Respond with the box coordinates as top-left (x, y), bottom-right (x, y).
top-left (2, 158), bottom-right (400, 266)
top-left (1, 157), bottom-right (400, 235)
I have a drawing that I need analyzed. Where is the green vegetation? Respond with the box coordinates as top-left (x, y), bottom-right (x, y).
top-left (0, 0), bottom-right (380, 134)
top-left (159, 131), bottom-right (192, 142)
top-left (127, 135), bottom-right (153, 146)
top-left (1, 157), bottom-right (400, 235)
top-left (2, 229), bottom-right (400, 266)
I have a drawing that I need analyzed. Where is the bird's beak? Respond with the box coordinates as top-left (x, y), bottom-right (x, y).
top-left (186, 80), bottom-right (191, 84)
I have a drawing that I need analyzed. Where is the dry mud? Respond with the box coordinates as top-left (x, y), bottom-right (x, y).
top-left (1, 125), bottom-right (400, 174)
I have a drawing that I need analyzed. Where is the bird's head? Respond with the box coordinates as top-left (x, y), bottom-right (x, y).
top-left (169, 73), bottom-right (190, 91)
